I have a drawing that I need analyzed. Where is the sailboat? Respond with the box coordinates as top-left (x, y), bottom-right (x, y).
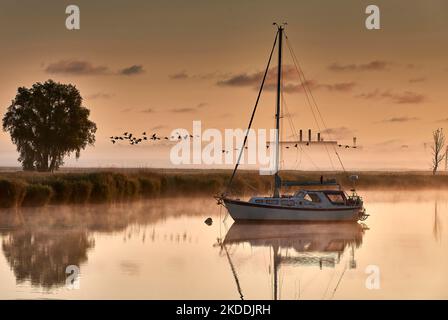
top-left (218, 23), bottom-right (368, 222)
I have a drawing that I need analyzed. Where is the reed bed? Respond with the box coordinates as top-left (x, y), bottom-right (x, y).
top-left (0, 169), bottom-right (447, 208)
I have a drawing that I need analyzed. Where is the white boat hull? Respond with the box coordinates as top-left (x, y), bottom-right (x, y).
top-left (224, 198), bottom-right (363, 222)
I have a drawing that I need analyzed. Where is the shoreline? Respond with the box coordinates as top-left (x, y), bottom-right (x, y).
top-left (1, 169), bottom-right (448, 209)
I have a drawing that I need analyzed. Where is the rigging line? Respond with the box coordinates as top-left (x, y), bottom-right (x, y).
top-left (286, 42), bottom-right (335, 171)
top-left (283, 34), bottom-right (335, 171)
top-left (335, 150), bottom-right (347, 172)
top-left (224, 31), bottom-right (279, 194)
top-left (281, 94), bottom-right (307, 169)
top-left (321, 265), bottom-right (339, 300)
top-left (283, 100), bottom-right (303, 170)
top-left (285, 33), bottom-right (342, 172)
top-left (279, 50), bottom-right (285, 172)
top-left (297, 266), bottom-right (325, 297)
top-left (285, 34), bottom-right (335, 170)
top-left (284, 32), bottom-right (325, 131)
top-left (281, 92), bottom-right (318, 170)
top-left (330, 262), bottom-right (348, 300)
top-left (283, 104), bottom-right (301, 168)
top-left (219, 204), bottom-right (222, 240)
top-left (222, 243), bottom-right (244, 300)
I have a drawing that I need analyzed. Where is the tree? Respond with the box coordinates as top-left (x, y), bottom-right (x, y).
top-left (2, 80), bottom-right (97, 172)
top-left (431, 128), bottom-right (445, 175)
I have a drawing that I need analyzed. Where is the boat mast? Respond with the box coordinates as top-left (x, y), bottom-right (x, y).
top-left (274, 24), bottom-right (283, 198)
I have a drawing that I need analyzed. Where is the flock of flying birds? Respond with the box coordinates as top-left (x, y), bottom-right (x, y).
top-left (109, 131), bottom-right (198, 145)
top-left (109, 131), bottom-right (357, 151)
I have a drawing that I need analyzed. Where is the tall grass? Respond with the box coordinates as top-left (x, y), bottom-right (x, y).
top-left (0, 179), bottom-right (27, 208)
top-left (70, 181), bottom-right (93, 204)
top-left (1, 169), bottom-right (448, 208)
top-left (22, 184), bottom-right (53, 207)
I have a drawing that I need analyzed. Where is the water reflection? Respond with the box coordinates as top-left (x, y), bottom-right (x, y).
top-left (0, 199), bottom-right (212, 289)
top-left (0, 191), bottom-right (447, 299)
top-left (2, 230), bottom-right (94, 289)
top-left (220, 222), bottom-right (367, 300)
top-left (433, 201), bottom-right (442, 243)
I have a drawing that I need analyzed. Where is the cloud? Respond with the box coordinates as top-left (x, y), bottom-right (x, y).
top-left (167, 103), bottom-right (208, 113)
top-left (406, 64), bottom-right (421, 69)
top-left (265, 80), bottom-right (356, 93)
top-left (436, 118), bottom-right (448, 123)
top-left (169, 107), bottom-right (196, 113)
top-left (45, 60), bottom-right (145, 76)
top-left (169, 71), bottom-right (189, 80)
top-left (217, 65), bottom-right (298, 88)
top-left (328, 60), bottom-right (391, 72)
top-left (381, 116), bottom-right (419, 123)
top-left (382, 91), bottom-right (426, 104)
top-left (119, 65), bottom-right (145, 76)
top-left (356, 89), bottom-right (381, 100)
top-left (409, 77), bottom-right (426, 83)
top-left (169, 71), bottom-right (230, 80)
top-left (217, 65), bottom-right (355, 93)
top-left (356, 90), bottom-right (426, 104)
top-left (321, 126), bottom-right (354, 140)
top-left (140, 108), bottom-right (154, 113)
top-left (196, 72), bottom-right (230, 80)
top-left (45, 60), bottom-right (109, 75)
top-left (322, 82), bottom-right (357, 92)
top-left (86, 92), bottom-right (114, 99)
top-left (217, 73), bottom-right (261, 87)
top-left (197, 102), bottom-right (208, 108)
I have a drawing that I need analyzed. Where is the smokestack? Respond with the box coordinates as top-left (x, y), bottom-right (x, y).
top-left (299, 129), bottom-right (303, 142)
top-left (308, 129), bottom-right (311, 142)
top-left (353, 137), bottom-right (357, 147)
top-left (317, 132), bottom-right (321, 141)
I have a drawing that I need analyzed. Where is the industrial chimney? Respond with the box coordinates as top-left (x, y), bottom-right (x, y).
top-left (308, 129), bottom-right (311, 142)
top-left (299, 129), bottom-right (303, 142)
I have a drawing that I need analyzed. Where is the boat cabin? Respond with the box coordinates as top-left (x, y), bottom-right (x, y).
top-left (249, 190), bottom-right (351, 208)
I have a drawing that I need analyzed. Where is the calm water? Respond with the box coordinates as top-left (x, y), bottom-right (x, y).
top-left (1, 190), bottom-right (448, 300)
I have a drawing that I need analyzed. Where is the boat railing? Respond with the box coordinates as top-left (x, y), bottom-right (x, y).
top-left (282, 179), bottom-right (340, 189)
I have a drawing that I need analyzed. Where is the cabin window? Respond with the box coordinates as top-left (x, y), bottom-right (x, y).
top-left (294, 191), bottom-right (305, 198)
top-left (266, 199), bottom-right (279, 205)
top-left (255, 199), bottom-right (264, 204)
top-left (281, 200), bottom-right (295, 206)
top-left (325, 193), bottom-right (346, 205)
top-left (304, 193), bottom-right (321, 203)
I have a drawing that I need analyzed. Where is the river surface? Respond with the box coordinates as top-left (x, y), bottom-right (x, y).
top-left (0, 190), bottom-right (448, 299)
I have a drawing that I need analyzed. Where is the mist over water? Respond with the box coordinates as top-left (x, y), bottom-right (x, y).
top-left (0, 190), bottom-right (447, 299)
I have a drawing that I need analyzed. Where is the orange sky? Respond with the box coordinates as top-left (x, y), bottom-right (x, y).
top-left (0, 0), bottom-right (447, 170)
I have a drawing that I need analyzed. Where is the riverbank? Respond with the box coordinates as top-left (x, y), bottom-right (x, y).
top-left (0, 169), bottom-right (447, 208)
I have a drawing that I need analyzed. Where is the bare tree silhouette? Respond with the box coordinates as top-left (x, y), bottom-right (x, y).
top-left (431, 128), bottom-right (445, 175)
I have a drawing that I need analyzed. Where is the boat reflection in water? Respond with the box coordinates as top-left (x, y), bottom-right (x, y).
top-left (220, 221), bottom-right (367, 300)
